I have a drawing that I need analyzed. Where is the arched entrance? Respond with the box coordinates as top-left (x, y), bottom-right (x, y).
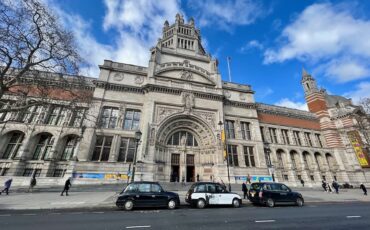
top-left (155, 114), bottom-right (217, 182)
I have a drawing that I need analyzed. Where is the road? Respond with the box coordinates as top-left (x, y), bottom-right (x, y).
top-left (1, 202), bottom-right (369, 230)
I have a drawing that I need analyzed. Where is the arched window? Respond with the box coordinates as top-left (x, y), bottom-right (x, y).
top-left (167, 131), bottom-right (198, 147)
top-left (2, 132), bottom-right (24, 159)
top-left (314, 153), bottom-right (322, 170)
top-left (61, 136), bottom-right (78, 160)
top-left (32, 134), bottom-right (54, 160)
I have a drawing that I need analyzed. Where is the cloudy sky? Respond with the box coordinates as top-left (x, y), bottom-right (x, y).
top-left (47, 0), bottom-right (370, 110)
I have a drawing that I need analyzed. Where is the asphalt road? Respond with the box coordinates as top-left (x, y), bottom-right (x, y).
top-left (1, 202), bottom-right (369, 230)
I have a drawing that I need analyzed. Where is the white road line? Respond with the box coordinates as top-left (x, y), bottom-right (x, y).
top-left (0, 214), bottom-right (11, 217)
top-left (126, 226), bottom-right (151, 229)
top-left (92, 212), bottom-right (104, 214)
top-left (347, 216), bottom-right (361, 218)
top-left (69, 212), bottom-right (84, 215)
top-left (255, 220), bottom-right (276, 223)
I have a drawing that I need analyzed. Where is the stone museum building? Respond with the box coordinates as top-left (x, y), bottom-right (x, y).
top-left (0, 14), bottom-right (369, 186)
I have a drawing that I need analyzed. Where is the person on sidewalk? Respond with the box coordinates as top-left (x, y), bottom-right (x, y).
top-left (327, 182), bottom-right (333, 193)
top-left (28, 175), bottom-right (37, 193)
top-left (360, 183), bottom-right (367, 196)
top-left (61, 178), bottom-right (72, 196)
top-left (332, 181), bottom-right (339, 194)
top-left (0, 178), bottom-right (13, 195)
top-left (196, 174), bottom-right (200, 182)
top-left (322, 180), bottom-right (327, 192)
top-left (181, 176), bottom-right (185, 186)
top-left (300, 179), bottom-right (305, 187)
top-left (242, 182), bottom-right (248, 199)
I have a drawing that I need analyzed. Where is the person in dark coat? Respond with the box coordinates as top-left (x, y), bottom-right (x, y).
top-left (300, 179), bottom-right (305, 187)
top-left (0, 178), bottom-right (13, 195)
top-left (196, 174), bottom-right (200, 182)
top-left (61, 178), bottom-right (72, 196)
top-left (360, 183), bottom-right (367, 196)
top-left (242, 182), bottom-right (248, 199)
top-left (322, 180), bottom-right (327, 192)
top-left (28, 176), bottom-right (37, 193)
top-left (332, 181), bottom-right (339, 194)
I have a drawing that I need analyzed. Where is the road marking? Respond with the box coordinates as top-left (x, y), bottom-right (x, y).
top-left (0, 214), bottom-right (11, 217)
top-left (22, 214), bottom-right (36, 216)
top-left (93, 212), bottom-right (104, 214)
top-left (347, 216), bottom-right (361, 218)
top-left (255, 220), bottom-right (276, 223)
top-left (49, 213), bottom-right (61, 215)
top-left (69, 212), bottom-right (84, 215)
top-left (126, 226), bottom-right (151, 229)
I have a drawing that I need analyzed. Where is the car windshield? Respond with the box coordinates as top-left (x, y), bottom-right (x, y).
top-left (123, 184), bottom-right (138, 193)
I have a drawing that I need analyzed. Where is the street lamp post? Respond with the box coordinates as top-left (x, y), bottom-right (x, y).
top-left (264, 143), bottom-right (275, 182)
top-left (219, 120), bottom-right (231, 192)
top-left (131, 130), bottom-right (142, 183)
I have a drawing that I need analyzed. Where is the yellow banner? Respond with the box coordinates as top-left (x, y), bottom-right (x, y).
top-left (347, 131), bottom-right (369, 167)
top-left (221, 129), bottom-right (227, 159)
top-left (104, 173), bottom-right (129, 180)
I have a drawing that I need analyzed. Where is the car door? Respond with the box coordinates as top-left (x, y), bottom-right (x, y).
top-left (281, 184), bottom-right (295, 203)
top-left (137, 183), bottom-right (154, 207)
top-left (273, 183), bottom-right (289, 202)
top-left (151, 183), bottom-right (167, 207)
top-left (206, 184), bottom-right (219, 205)
top-left (215, 184), bottom-right (230, 205)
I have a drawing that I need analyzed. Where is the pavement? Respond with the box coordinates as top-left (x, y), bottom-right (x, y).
top-left (0, 183), bottom-right (369, 211)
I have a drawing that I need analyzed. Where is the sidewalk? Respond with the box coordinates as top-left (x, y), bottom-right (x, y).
top-left (0, 186), bottom-right (369, 210)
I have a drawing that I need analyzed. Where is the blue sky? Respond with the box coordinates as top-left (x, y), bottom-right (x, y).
top-left (47, 0), bottom-right (370, 110)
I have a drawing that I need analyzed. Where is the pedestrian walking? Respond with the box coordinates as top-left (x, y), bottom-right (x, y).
top-left (210, 175), bottom-right (213, 182)
top-left (181, 176), bottom-right (185, 186)
top-left (247, 174), bottom-right (251, 184)
top-left (0, 178), bottom-right (13, 195)
top-left (61, 178), bottom-right (72, 196)
top-left (196, 174), bottom-right (200, 182)
top-left (322, 180), bottom-right (327, 192)
top-left (300, 179), bottom-right (305, 187)
top-left (360, 183), bottom-right (367, 196)
top-left (332, 181), bottom-right (339, 194)
top-left (327, 183), bottom-right (333, 193)
top-left (28, 176), bottom-right (37, 193)
top-left (242, 182), bottom-right (248, 199)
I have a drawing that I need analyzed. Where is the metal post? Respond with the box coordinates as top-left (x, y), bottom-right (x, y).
top-left (131, 130), bottom-right (142, 183)
top-left (227, 56), bottom-right (232, 82)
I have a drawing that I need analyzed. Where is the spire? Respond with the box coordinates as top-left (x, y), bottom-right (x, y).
top-left (301, 67), bottom-right (314, 83)
top-left (301, 68), bottom-right (318, 95)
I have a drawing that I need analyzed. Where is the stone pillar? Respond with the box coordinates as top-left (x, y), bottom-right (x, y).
top-left (77, 127), bottom-right (95, 161)
top-left (109, 135), bottom-right (120, 162)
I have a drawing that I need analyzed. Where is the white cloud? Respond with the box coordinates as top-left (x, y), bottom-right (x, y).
top-left (343, 82), bottom-right (370, 104)
top-left (240, 40), bottom-right (263, 52)
top-left (275, 98), bottom-right (308, 111)
top-left (263, 3), bottom-right (370, 83)
top-left (46, 0), bottom-right (181, 77)
top-left (188, 0), bottom-right (267, 31)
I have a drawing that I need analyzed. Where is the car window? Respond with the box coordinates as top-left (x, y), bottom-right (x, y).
top-left (194, 184), bottom-right (206, 192)
top-left (207, 184), bottom-right (216, 193)
top-left (138, 183), bottom-right (151, 193)
top-left (251, 183), bottom-right (261, 190)
top-left (263, 184), bottom-right (272, 191)
top-left (215, 184), bottom-right (225, 193)
top-left (124, 184), bottom-right (138, 193)
top-left (281, 184), bottom-right (290, 192)
top-left (151, 184), bottom-right (162, 193)
top-left (271, 184), bottom-right (282, 191)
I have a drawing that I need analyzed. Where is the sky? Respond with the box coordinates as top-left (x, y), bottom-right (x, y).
top-left (45, 0), bottom-right (370, 110)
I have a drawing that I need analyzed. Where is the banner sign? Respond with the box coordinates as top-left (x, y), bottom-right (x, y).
top-left (73, 173), bottom-right (128, 180)
top-left (235, 175), bottom-right (273, 182)
top-left (347, 131), bottom-right (370, 167)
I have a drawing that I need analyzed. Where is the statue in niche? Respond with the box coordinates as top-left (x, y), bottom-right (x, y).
top-left (182, 92), bottom-right (194, 112)
top-left (180, 134), bottom-right (187, 146)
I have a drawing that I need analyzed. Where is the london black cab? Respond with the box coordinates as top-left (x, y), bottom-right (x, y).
top-left (116, 181), bottom-right (180, 211)
top-left (185, 182), bottom-right (242, 208)
top-left (248, 182), bottom-right (304, 207)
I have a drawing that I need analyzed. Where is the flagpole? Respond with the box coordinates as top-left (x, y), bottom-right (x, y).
top-left (227, 56), bottom-right (232, 82)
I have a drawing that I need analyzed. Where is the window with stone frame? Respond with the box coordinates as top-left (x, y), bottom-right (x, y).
top-left (290, 153), bottom-right (297, 169)
top-left (225, 120), bottom-right (235, 139)
top-left (277, 152), bottom-right (284, 168)
top-left (2, 132), bottom-right (24, 159)
top-left (293, 131), bottom-right (302, 146)
top-left (241, 122), bottom-right (251, 140)
top-left (303, 153), bottom-right (310, 169)
top-left (281, 129), bottom-right (290, 145)
top-left (100, 107), bottom-right (119, 129)
top-left (304, 132), bottom-right (313, 146)
top-left (166, 131), bottom-right (198, 147)
top-left (243, 146), bottom-right (255, 167)
top-left (32, 134), bottom-right (54, 160)
top-left (92, 136), bottom-right (113, 161)
top-left (70, 108), bottom-right (85, 127)
top-left (123, 109), bottom-right (141, 130)
top-left (260, 127), bottom-right (266, 142)
top-left (315, 134), bottom-right (323, 147)
top-left (0, 101), bottom-right (12, 121)
top-left (118, 137), bottom-right (136, 162)
top-left (46, 105), bottom-right (67, 126)
top-left (227, 145), bottom-right (238, 167)
top-left (61, 136), bottom-right (78, 160)
top-left (23, 168), bottom-right (34, 177)
top-left (53, 169), bottom-right (66, 177)
top-left (22, 105), bottom-right (43, 124)
top-left (268, 128), bottom-right (278, 143)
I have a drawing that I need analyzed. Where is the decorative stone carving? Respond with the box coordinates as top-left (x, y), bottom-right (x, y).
top-left (113, 73), bottom-right (124, 81)
top-left (194, 111), bottom-right (216, 129)
top-left (180, 70), bottom-right (193, 80)
top-left (149, 127), bottom-right (156, 146)
top-left (182, 92), bottom-right (195, 112)
top-left (224, 90), bottom-right (231, 99)
top-left (239, 93), bottom-right (246, 101)
top-left (135, 75), bottom-right (144, 85)
top-left (156, 106), bottom-right (182, 123)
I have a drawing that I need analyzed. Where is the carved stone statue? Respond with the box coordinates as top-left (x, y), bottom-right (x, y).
top-left (182, 92), bottom-right (195, 112)
top-left (180, 70), bottom-right (193, 80)
top-left (180, 134), bottom-right (186, 146)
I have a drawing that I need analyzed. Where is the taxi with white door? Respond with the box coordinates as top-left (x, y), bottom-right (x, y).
top-left (185, 182), bottom-right (242, 209)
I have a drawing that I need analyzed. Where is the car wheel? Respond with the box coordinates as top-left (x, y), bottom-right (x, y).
top-left (296, 197), bottom-right (304, 207)
top-left (266, 198), bottom-right (275, 208)
top-left (168, 199), bottom-right (177, 210)
top-left (197, 199), bottom-right (206, 209)
top-left (232, 198), bottom-right (241, 208)
top-left (124, 200), bottom-right (134, 211)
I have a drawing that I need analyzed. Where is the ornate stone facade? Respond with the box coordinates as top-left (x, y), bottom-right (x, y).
top-left (0, 15), bottom-right (369, 187)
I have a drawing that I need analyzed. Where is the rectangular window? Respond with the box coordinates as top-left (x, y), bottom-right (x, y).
top-left (243, 146), bottom-right (255, 167)
top-left (293, 131), bottom-right (302, 146)
top-left (123, 109), bottom-right (141, 130)
top-left (269, 128), bottom-right (278, 143)
top-left (304, 132), bottom-right (313, 146)
top-left (315, 134), bottom-right (323, 147)
top-left (171, 154), bottom-right (180, 165)
top-left (281, 129), bottom-right (290, 145)
top-left (1, 168), bottom-right (9, 176)
top-left (186, 154), bottom-right (194, 165)
top-left (53, 169), bottom-right (66, 177)
top-left (92, 136), bottom-right (113, 161)
top-left (100, 107), bottom-right (119, 129)
top-left (283, 174), bottom-right (289, 181)
top-left (260, 127), bottom-right (265, 142)
top-left (70, 108), bottom-right (85, 127)
top-left (23, 168), bottom-right (34, 177)
top-left (227, 145), bottom-right (238, 167)
top-left (225, 120), bottom-right (235, 139)
top-left (118, 138), bottom-right (136, 162)
top-left (34, 169), bottom-right (42, 177)
top-left (47, 106), bottom-right (66, 126)
top-left (241, 122), bottom-right (251, 140)
top-left (23, 105), bottom-right (42, 124)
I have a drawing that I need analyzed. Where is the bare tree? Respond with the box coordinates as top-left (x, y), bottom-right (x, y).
top-left (0, 0), bottom-right (91, 119)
